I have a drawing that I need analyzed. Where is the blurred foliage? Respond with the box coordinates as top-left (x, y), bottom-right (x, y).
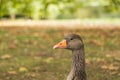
top-left (0, 0), bottom-right (120, 19)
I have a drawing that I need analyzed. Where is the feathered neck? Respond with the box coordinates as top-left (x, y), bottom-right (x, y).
top-left (71, 47), bottom-right (87, 80)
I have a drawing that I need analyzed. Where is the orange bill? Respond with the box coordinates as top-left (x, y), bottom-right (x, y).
top-left (53, 40), bottom-right (67, 49)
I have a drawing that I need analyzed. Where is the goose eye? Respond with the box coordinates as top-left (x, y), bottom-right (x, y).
top-left (70, 38), bottom-right (73, 40)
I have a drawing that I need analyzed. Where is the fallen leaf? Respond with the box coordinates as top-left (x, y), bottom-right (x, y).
top-left (89, 39), bottom-right (102, 47)
top-left (110, 71), bottom-right (117, 75)
top-left (114, 57), bottom-right (120, 62)
top-left (96, 58), bottom-right (104, 62)
top-left (106, 54), bottom-right (112, 58)
top-left (9, 43), bottom-right (17, 49)
top-left (108, 64), bottom-right (119, 70)
top-left (27, 73), bottom-right (36, 77)
top-left (101, 64), bottom-right (119, 70)
top-left (1, 54), bottom-right (12, 59)
top-left (8, 71), bottom-right (17, 75)
top-left (19, 67), bottom-right (28, 72)
top-left (101, 65), bottom-right (108, 69)
top-left (86, 59), bottom-right (91, 64)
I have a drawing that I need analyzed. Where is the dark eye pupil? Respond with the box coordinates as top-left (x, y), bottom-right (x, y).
top-left (71, 38), bottom-right (73, 40)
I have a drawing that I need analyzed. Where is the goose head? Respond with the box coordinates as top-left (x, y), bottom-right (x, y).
top-left (53, 34), bottom-right (83, 50)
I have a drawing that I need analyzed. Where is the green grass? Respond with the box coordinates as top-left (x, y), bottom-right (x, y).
top-left (0, 27), bottom-right (120, 80)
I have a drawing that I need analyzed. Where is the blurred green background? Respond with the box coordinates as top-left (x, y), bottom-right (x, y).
top-left (0, 0), bottom-right (120, 19)
top-left (0, 0), bottom-right (120, 80)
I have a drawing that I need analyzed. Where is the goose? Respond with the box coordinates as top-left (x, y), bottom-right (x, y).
top-left (53, 34), bottom-right (87, 80)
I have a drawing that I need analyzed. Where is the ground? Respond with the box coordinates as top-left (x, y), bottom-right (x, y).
top-left (0, 27), bottom-right (120, 80)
